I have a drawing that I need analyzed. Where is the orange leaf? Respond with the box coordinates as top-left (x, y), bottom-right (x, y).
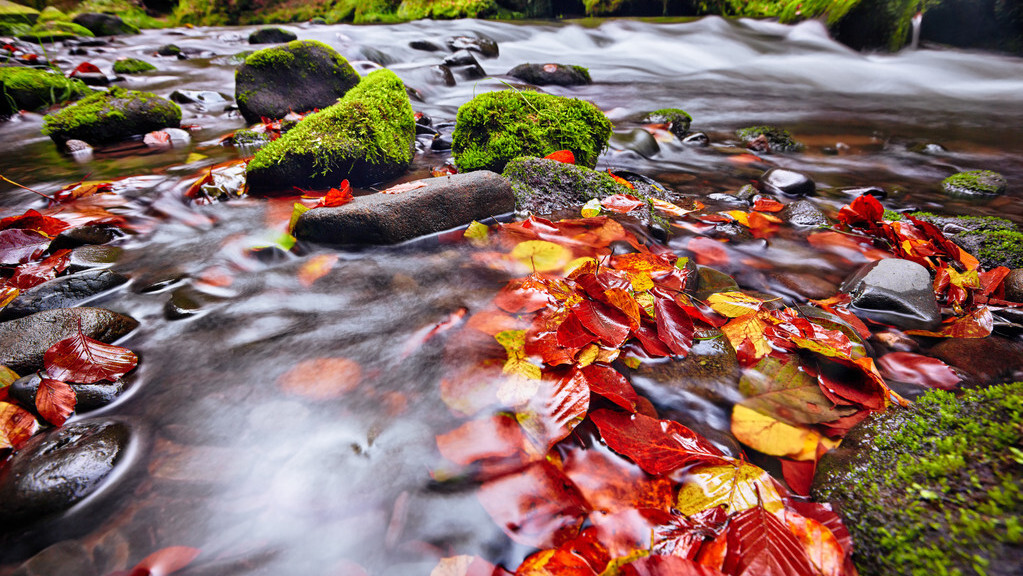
top-left (0, 401), bottom-right (38, 450)
top-left (544, 150), bottom-right (576, 164)
top-left (35, 378), bottom-right (76, 426)
top-left (606, 171), bottom-right (635, 190)
top-left (437, 414), bottom-right (526, 467)
top-left (315, 180), bottom-right (353, 208)
top-left (298, 254), bottom-right (338, 287)
top-left (277, 357), bottom-right (362, 399)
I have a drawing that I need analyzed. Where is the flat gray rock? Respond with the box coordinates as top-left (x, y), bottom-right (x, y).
top-left (840, 259), bottom-right (940, 330)
top-left (0, 269), bottom-right (129, 321)
top-left (0, 307), bottom-right (138, 374)
top-left (294, 171), bottom-right (515, 245)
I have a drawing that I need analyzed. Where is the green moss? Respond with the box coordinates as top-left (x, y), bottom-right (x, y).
top-left (735, 125), bottom-right (803, 152)
top-left (882, 209), bottom-right (903, 221)
top-left (37, 6), bottom-right (68, 22)
top-left (813, 383), bottom-right (1023, 576)
top-left (942, 170), bottom-right (1008, 198)
top-left (502, 155), bottom-right (632, 213)
top-left (0, 67), bottom-right (91, 116)
top-left (0, 0), bottom-right (38, 24)
top-left (452, 89), bottom-right (612, 173)
top-left (396, 0), bottom-right (497, 20)
top-left (112, 58), bottom-right (156, 74)
top-left (246, 69), bottom-right (414, 191)
top-left (975, 230), bottom-right (1023, 269)
top-left (19, 19), bottom-right (94, 42)
top-left (74, 0), bottom-right (165, 29)
top-left (42, 86), bottom-right (181, 145)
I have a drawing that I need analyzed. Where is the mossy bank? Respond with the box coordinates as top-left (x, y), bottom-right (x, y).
top-left (245, 69), bottom-right (415, 194)
top-left (812, 383), bottom-right (1023, 576)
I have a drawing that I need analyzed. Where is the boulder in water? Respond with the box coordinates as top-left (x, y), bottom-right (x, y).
top-left (248, 26), bottom-right (297, 44)
top-left (643, 108), bottom-right (692, 139)
top-left (0, 307), bottom-right (138, 374)
top-left (840, 258), bottom-right (941, 331)
top-left (507, 63), bottom-right (591, 86)
top-left (736, 125), bottom-right (803, 153)
top-left (941, 169), bottom-right (1007, 198)
top-left (72, 13), bottom-right (138, 36)
top-left (42, 86), bottom-right (181, 147)
top-left (502, 156), bottom-right (632, 214)
top-left (0, 67), bottom-right (91, 117)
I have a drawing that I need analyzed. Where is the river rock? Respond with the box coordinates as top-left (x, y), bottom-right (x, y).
top-left (235, 39), bottom-right (359, 124)
top-left (112, 57), bottom-right (155, 74)
top-left (941, 169), bottom-right (1007, 198)
top-left (0, 67), bottom-right (91, 117)
top-left (445, 34), bottom-right (498, 57)
top-left (72, 13), bottom-right (138, 36)
top-left (840, 259), bottom-right (940, 331)
top-left (67, 245), bottom-right (122, 271)
top-left (294, 171), bottom-right (514, 245)
top-left (0, 420), bottom-right (130, 531)
top-left (42, 87), bottom-right (181, 147)
top-left (841, 185), bottom-right (886, 199)
top-left (410, 39), bottom-right (442, 51)
top-left (248, 26), bottom-right (297, 44)
top-left (0, 307), bottom-right (138, 374)
top-left (643, 108), bottom-right (692, 139)
top-left (18, 20), bottom-right (93, 43)
top-left (452, 90), bottom-right (612, 173)
top-left (682, 132), bottom-right (710, 146)
top-left (8, 372), bottom-right (126, 413)
top-left (502, 156), bottom-right (631, 214)
top-left (736, 125), bottom-right (803, 153)
top-left (1004, 269), bottom-right (1023, 303)
top-left (610, 129), bottom-right (660, 158)
top-left (758, 168), bottom-right (815, 196)
top-left (781, 199), bottom-right (828, 227)
top-left (0, 269), bottom-right (129, 321)
top-left (442, 49), bottom-right (485, 79)
top-left (930, 335), bottom-right (1023, 385)
top-left (631, 331), bottom-right (742, 406)
top-left (53, 223), bottom-right (119, 247)
top-left (246, 69), bottom-right (414, 193)
top-left (507, 63), bottom-right (591, 86)
top-left (156, 44), bottom-right (180, 56)
top-left (912, 213), bottom-right (1023, 270)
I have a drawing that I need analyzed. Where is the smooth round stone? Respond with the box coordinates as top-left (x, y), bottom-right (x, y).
top-left (445, 35), bottom-right (498, 58)
top-left (610, 129), bottom-right (660, 158)
top-left (759, 168), bottom-right (815, 196)
top-left (1004, 269), bottom-right (1023, 303)
top-left (682, 132), bottom-right (709, 147)
top-left (781, 199), bottom-right (829, 227)
top-left (841, 186), bottom-right (886, 199)
top-left (941, 170), bottom-right (1007, 198)
top-left (0, 420), bottom-right (130, 531)
top-left (840, 259), bottom-right (941, 331)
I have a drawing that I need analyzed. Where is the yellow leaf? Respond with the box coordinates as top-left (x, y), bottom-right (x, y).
top-left (651, 197), bottom-right (700, 217)
top-left (630, 271), bottom-right (653, 292)
top-left (496, 330), bottom-right (542, 382)
top-left (464, 220), bottom-right (489, 245)
top-left (0, 365), bottom-right (18, 388)
top-left (297, 254), bottom-right (338, 287)
top-left (581, 198), bottom-right (602, 217)
top-left (676, 462), bottom-right (784, 516)
top-left (288, 202), bottom-right (310, 234)
top-left (0, 286), bottom-right (19, 310)
top-left (634, 291), bottom-right (655, 317)
top-left (186, 152), bottom-right (207, 164)
top-left (510, 240), bottom-right (572, 273)
top-left (707, 291), bottom-right (766, 318)
top-left (565, 256), bottom-right (596, 276)
top-left (720, 312), bottom-right (772, 360)
top-left (731, 405), bottom-right (837, 460)
top-left (576, 344), bottom-right (599, 367)
top-left (948, 268), bottom-right (980, 289)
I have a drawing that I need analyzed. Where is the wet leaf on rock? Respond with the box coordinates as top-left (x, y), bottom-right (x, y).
top-left (45, 326), bottom-right (139, 384)
top-left (590, 410), bottom-right (728, 475)
top-left (35, 378), bottom-right (76, 426)
top-left (0, 401), bottom-right (37, 451)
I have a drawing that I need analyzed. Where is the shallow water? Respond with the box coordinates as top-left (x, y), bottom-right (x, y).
top-left (0, 16), bottom-right (1022, 575)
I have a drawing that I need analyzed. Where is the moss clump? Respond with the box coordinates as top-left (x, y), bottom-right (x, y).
top-left (42, 86), bottom-right (181, 146)
top-left (882, 209), bottom-right (903, 221)
top-left (452, 90), bottom-right (612, 173)
top-left (735, 125), bottom-right (804, 152)
top-left (644, 108), bottom-right (692, 139)
top-left (941, 170), bottom-right (1007, 198)
top-left (37, 7), bottom-right (69, 22)
top-left (396, 0), bottom-right (497, 20)
top-left (246, 69), bottom-right (415, 194)
top-left (248, 26), bottom-right (297, 44)
top-left (502, 155), bottom-right (632, 214)
top-left (112, 58), bottom-right (156, 74)
top-left (813, 383), bottom-right (1023, 576)
top-left (74, 0), bottom-right (165, 29)
top-left (19, 19), bottom-right (94, 43)
top-left (0, 67), bottom-right (92, 117)
top-left (973, 230), bottom-right (1023, 270)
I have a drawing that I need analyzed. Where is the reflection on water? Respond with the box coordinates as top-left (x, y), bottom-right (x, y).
top-left (0, 15), bottom-right (1022, 575)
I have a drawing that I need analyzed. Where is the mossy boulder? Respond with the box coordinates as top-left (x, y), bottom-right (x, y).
top-left (246, 69), bottom-right (415, 194)
top-left (37, 6), bottom-right (68, 22)
top-left (0, 67), bottom-right (92, 117)
top-left (235, 39), bottom-right (359, 124)
top-left (72, 13), bottom-right (139, 36)
top-left (112, 58), bottom-right (156, 74)
top-left (507, 63), bottom-right (591, 86)
top-left (0, 0), bottom-right (38, 25)
top-left (42, 86), bottom-right (182, 147)
top-left (396, 0), bottom-right (498, 20)
top-left (501, 156), bottom-right (632, 214)
top-left (911, 213), bottom-right (1023, 270)
top-left (643, 108), bottom-right (692, 140)
top-left (735, 125), bottom-right (803, 153)
top-left (19, 20), bottom-right (94, 43)
top-left (248, 26), bottom-right (297, 44)
top-left (941, 170), bottom-right (1007, 198)
top-left (452, 90), bottom-right (612, 173)
top-left (812, 383), bottom-right (1023, 576)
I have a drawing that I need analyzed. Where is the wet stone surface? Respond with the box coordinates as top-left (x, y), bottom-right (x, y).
top-left (841, 259), bottom-right (941, 331)
top-left (0, 308), bottom-right (138, 374)
top-left (759, 168), bottom-right (815, 196)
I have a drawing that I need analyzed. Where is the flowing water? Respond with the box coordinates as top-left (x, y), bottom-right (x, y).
top-left (1, 16), bottom-right (1022, 575)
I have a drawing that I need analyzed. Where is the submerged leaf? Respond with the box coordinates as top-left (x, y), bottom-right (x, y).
top-left (276, 357), bottom-right (362, 399)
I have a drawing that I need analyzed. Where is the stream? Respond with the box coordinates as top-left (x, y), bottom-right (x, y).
top-left (1, 15), bottom-right (1022, 576)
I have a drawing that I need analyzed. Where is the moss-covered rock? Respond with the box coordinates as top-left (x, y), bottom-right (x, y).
top-left (941, 170), bottom-right (1007, 198)
top-left (0, 0), bottom-right (38, 25)
top-left (501, 156), bottom-right (632, 214)
top-left (248, 26), bottom-right (297, 44)
top-left (736, 125), bottom-right (803, 153)
top-left (37, 6), bottom-right (68, 22)
top-left (245, 69), bottom-right (415, 194)
top-left (112, 58), bottom-right (156, 74)
top-left (72, 13), bottom-right (139, 36)
top-left (643, 108), bottom-right (692, 140)
top-left (396, 0), bottom-right (497, 20)
top-left (507, 63), bottom-right (591, 86)
top-left (812, 383), bottom-right (1023, 576)
top-left (235, 39), bottom-right (359, 124)
top-left (0, 67), bottom-right (92, 117)
top-left (19, 19), bottom-right (95, 43)
top-left (910, 213), bottom-right (1023, 270)
top-left (452, 90), bottom-right (612, 173)
top-left (42, 86), bottom-right (181, 146)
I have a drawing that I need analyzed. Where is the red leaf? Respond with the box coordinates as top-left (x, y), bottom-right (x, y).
top-left (621, 556), bottom-right (726, 576)
top-left (516, 548), bottom-right (596, 576)
top-left (574, 300), bottom-right (632, 348)
top-left (607, 171), bottom-right (635, 190)
top-left (544, 150), bottom-right (576, 164)
top-left (654, 295), bottom-right (694, 357)
top-left (8, 249), bottom-right (72, 290)
top-left (589, 409), bottom-right (728, 475)
top-left (0, 229), bottom-right (51, 265)
top-left (437, 414), bottom-right (526, 467)
top-left (686, 237), bottom-right (729, 266)
top-left (780, 458), bottom-right (816, 497)
top-left (752, 197), bottom-right (784, 213)
top-left (132, 546), bottom-right (200, 576)
top-left (0, 401), bottom-right (38, 451)
top-left (580, 364), bottom-right (639, 412)
top-left (633, 322), bottom-right (672, 357)
top-left (720, 505), bottom-right (817, 576)
top-left (837, 193), bottom-right (883, 232)
top-left (35, 378), bottom-right (76, 426)
top-left (601, 194), bottom-right (644, 214)
top-left (70, 62), bottom-right (102, 76)
top-left (877, 352), bottom-right (960, 391)
top-left (44, 326), bottom-right (138, 384)
top-left (0, 209), bottom-right (70, 235)
top-left (315, 180), bottom-right (354, 208)
top-left (143, 130), bottom-right (171, 146)
top-left (518, 371), bottom-right (590, 453)
top-left (557, 311), bottom-right (599, 349)
top-left (477, 461), bottom-right (590, 548)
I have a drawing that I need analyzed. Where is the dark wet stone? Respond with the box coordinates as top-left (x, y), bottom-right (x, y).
top-left (451, 61), bottom-right (486, 80)
top-left (1004, 269), bottom-right (1023, 303)
top-left (42, 87), bottom-right (181, 147)
top-left (409, 39), bottom-right (442, 51)
top-left (248, 26), bottom-right (297, 44)
top-left (9, 372), bottom-right (126, 413)
top-left (758, 167), bottom-right (815, 196)
top-left (930, 335), bottom-right (1023, 385)
top-left (295, 171), bottom-right (515, 245)
top-left (734, 184), bottom-right (757, 203)
top-left (0, 307), bottom-right (138, 374)
top-left (941, 169), bottom-right (1007, 198)
top-left (633, 332), bottom-right (742, 405)
top-left (502, 156), bottom-right (631, 215)
top-left (156, 44), bottom-right (180, 56)
top-left (507, 63), bottom-right (591, 86)
top-left (0, 269), bottom-right (129, 321)
top-left (0, 420), bottom-right (129, 531)
top-left (52, 224), bottom-right (120, 249)
top-left (71, 72), bottom-right (109, 86)
top-left (170, 90), bottom-right (229, 105)
top-left (610, 129), bottom-right (660, 158)
top-left (164, 285), bottom-right (227, 319)
top-left (643, 108), bottom-right (692, 139)
top-left (773, 271), bottom-right (838, 300)
top-left (8, 540), bottom-right (95, 576)
top-left (446, 35), bottom-right (498, 58)
top-left (841, 185), bottom-right (886, 199)
top-left (442, 49), bottom-right (479, 67)
top-left (67, 245), bottom-right (122, 272)
top-left (781, 199), bottom-right (828, 227)
top-left (441, 51), bottom-right (486, 80)
top-left (840, 259), bottom-right (941, 331)
top-left (430, 134), bottom-right (452, 151)
top-left (72, 13), bottom-right (137, 36)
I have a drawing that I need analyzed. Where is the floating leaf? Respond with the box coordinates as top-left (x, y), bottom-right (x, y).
top-left (651, 198), bottom-right (699, 218)
top-left (590, 410), bottom-right (727, 475)
top-left (512, 240), bottom-right (573, 273)
top-left (738, 357), bottom-right (855, 426)
top-left (276, 357), bottom-right (362, 399)
top-left (716, 505), bottom-right (817, 576)
top-left (580, 364), bottom-right (639, 412)
top-left (720, 313), bottom-right (772, 366)
top-left (297, 254), bottom-right (338, 287)
top-left (654, 296), bottom-right (693, 357)
top-left (7, 249), bottom-right (72, 290)
top-left (465, 221), bottom-right (490, 245)
top-left (581, 198), bottom-right (602, 218)
top-left (574, 300), bottom-right (632, 348)
top-left (52, 180), bottom-right (114, 204)
top-left (601, 194), bottom-right (643, 214)
top-left (44, 328), bottom-right (138, 384)
top-left (35, 378), bottom-right (76, 427)
top-left (676, 462), bottom-right (784, 516)
top-left (905, 306), bottom-right (993, 339)
top-left (69, 61), bottom-right (102, 76)
top-left (0, 209), bottom-right (70, 236)
top-left (621, 555), bottom-right (726, 576)
top-left (0, 401), bottom-right (37, 451)
top-left (784, 511), bottom-right (846, 576)
top-left (288, 202), bottom-right (311, 234)
top-left (517, 370), bottom-right (590, 453)
top-left (497, 329), bottom-right (543, 381)
top-left (752, 197), bottom-right (784, 213)
top-left (0, 286), bottom-right (18, 311)
top-left (0, 229), bottom-right (51, 265)
top-left (437, 414), bottom-right (526, 467)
